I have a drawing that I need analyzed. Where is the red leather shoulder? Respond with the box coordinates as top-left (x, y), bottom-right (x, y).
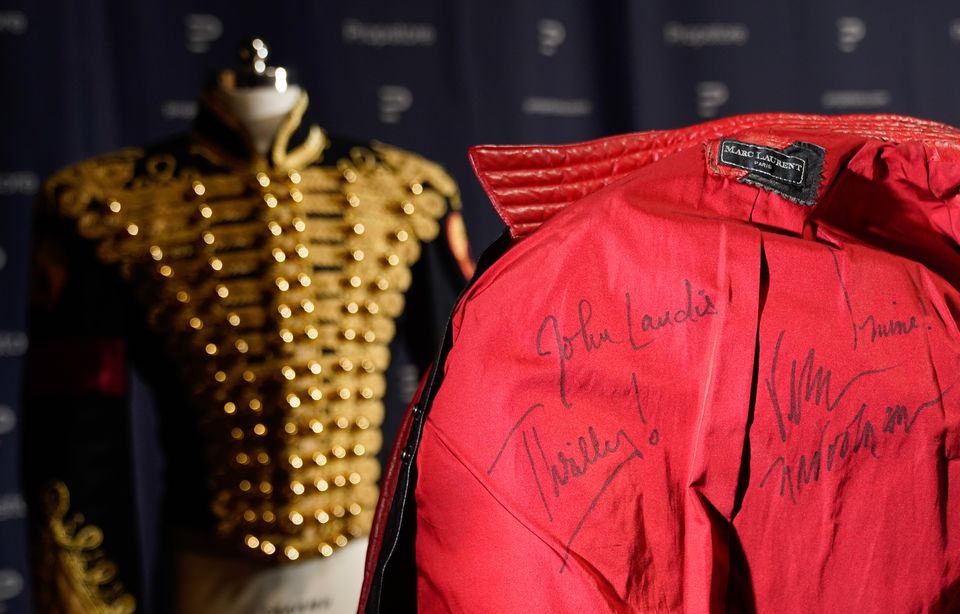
top-left (469, 112), bottom-right (960, 238)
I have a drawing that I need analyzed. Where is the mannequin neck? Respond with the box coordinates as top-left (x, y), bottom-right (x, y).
top-left (216, 84), bottom-right (303, 155)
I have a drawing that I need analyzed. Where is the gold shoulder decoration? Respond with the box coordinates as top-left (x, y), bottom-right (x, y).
top-left (46, 136), bottom-right (456, 563)
top-left (34, 482), bottom-right (136, 614)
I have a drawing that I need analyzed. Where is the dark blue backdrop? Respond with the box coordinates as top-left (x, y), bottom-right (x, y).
top-left (3, 2), bottom-right (960, 611)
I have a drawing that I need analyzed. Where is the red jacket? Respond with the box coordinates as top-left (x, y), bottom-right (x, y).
top-left (362, 114), bottom-right (960, 613)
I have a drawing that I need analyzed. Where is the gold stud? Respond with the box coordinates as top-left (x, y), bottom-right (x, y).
top-left (313, 452), bottom-right (327, 465)
top-left (280, 329), bottom-right (294, 343)
top-left (349, 503), bottom-right (362, 515)
top-left (346, 193), bottom-right (360, 207)
top-left (290, 189), bottom-right (303, 203)
top-left (353, 223), bottom-right (365, 235)
top-left (354, 444), bottom-right (366, 456)
top-left (387, 254), bottom-right (400, 266)
top-left (343, 329), bottom-right (356, 341)
top-left (239, 479), bottom-right (251, 491)
top-left (192, 181), bottom-right (206, 196)
top-left (335, 535), bottom-right (348, 548)
top-left (228, 313), bottom-right (241, 326)
top-left (356, 416), bottom-right (370, 429)
top-left (231, 428), bottom-right (243, 440)
top-left (305, 326), bottom-right (318, 340)
top-left (278, 304), bottom-right (292, 318)
top-left (287, 394), bottom-right (301, 408)
top-left (396, 230), bottom-right (409, 242)
top-left (349, 472), bottom-right (361, 484)
top-left (320, 543), bottom-right (334, 557)
top-left (203, 232), bottom-right (215, 245)
top-left (261, 541), bottom-right (276, 555)
top-left (309, 420), bottom-right (323, 434)
top-left (253, 423), bottom-right (266, 436)
top-left (289, 511), bottom-right (304, 526)
top-left (410, 182), bottom-right (423, 195)
top-left (289, 455), bottom-right (303, 469)
top-left (315, 479), bottom-right (328, 492)
top-left (189, 317), bottom-right (203, 330)
top-left (336, 416), bottom-right (350, 429)
top-left (285, 422), bottom-right (298, 435)
top-left (223, 402), bottom-right (236, 414)
top-left (268, 221), bottom-right (281, 236)
top-left (257, 452), bottom-right (269, 464)
top-left (214, 371), bottom-right (227, 383)
top-left (288, 170), bottom-right (301, 184)
top-left (236, 453), bottom-right (249, 465)
top-left (249, 399), bottom-right (262, 411)
top-left (243, 510), bottom-right (257, 522)
top-left (300, 299), bottom-right (314, 313)
top-left (316, 510), bottom-right (330, 523)
top-left (176, 291), bottom-right (189, 303)
top-left (199, 204), bottom-right (213, 218)
top-left (292, 218), bottom-right (306, 232)
top-left (235, 339), bottom-right (248, 353)
top-left (295, 244), bottom-right (309, 258)
top-left (205, 343), bottom-right (217, 355)
top-left (262, 510), bottom-right (275, 522)
top-left (264, 193), bottom-right (278, 208)
top-left (216, 285), bottom-right (229, 298)
top-left (308, 387), bottom-right (322, 401)
top-left (108, 200), bottom-right (122, 213)
top-left (126, 224), bottom-right (139, 236)
top-left (291, 481), bottom-right (305, 495)
top-left (338, 388), bottom-right (351, 400)
top-left (281, 365), bottom-right (295, 380)
top-left (285, 546), bottom-right (300, 561)
top-left (245, 535), bottom-right (260, 549)
top-left (159, 264), bottom-right (173, 277)
top-left (297, 273), bottom-right (311, 287)
top-left (272, 249), bottom-right (286, 263)
top-left (243, 370), bottom-right (256, 382)
top-left (307, 361), bottom-right (322, 374)
top-left (352, 249), bottom-right (365, 261)
top-left (256, 172), bottom-right (270, 187)
top-left (332, 446), bottom-right (346, 458)
top-left (150, 246), bottom-right (163, 261)
top-left (401, 201), bottom-right (415, 215)
top-left (334, 475), bottom-right (346, 487)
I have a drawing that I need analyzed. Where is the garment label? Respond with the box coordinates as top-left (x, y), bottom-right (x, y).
top-left (716, 138), bottom-right (825, 206)
top-left (718, 139), bottom-right (805, 185)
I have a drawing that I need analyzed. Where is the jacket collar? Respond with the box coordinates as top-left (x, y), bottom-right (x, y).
top-left (191, 89), bottom-right (327, 172)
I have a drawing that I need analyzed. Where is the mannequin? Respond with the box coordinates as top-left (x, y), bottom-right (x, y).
top-left (215, 39), bottom-right (303, 156)
top-left (26, 36), bottom-right (468, 614)
top-left (175, 38), bottom-right (370, 614)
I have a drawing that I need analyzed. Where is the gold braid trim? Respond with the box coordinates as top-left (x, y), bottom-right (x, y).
top-left (34, 482), bottom-right (136, 614)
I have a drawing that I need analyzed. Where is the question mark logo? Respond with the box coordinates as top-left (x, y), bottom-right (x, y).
top-left (696, 81), bottom-right (729, 118)
top-left (378, 86), bottom-right (413, 124)
top-left (836, 17), bottom-right (866, 53)
top-left (538, 19), bottom-right (566, 56)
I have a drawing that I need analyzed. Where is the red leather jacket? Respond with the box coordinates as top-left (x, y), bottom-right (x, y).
top-left (361, 114), bottom-right (960, 613)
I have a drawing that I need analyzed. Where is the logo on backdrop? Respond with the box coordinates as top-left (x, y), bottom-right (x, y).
top-left (0, 172), bottom-right (38, 196)
top-left (160, 100), bottom-right (199, 121)
top-left (696, 81), bottom-right (729, 118)
top-left (0, 569), bottom-right (23, 604)
top-left (0, 493), bottom-right (25, 523)
top-left (342, 20), bottom-right (436, 47)
top-left (0, 333), bottom-right (27, 358)
top-left (836, 17), bottom-right (866, 53)
top-left (663, 22), bottom-right (749, 47)
top-left (185, 14), bottom-right (223, 54)
top-left (378, 86), bottom-right (413, 123)
top-left (0, 11), bottom-right (27, 35)
top-left (0, 406), bottom-right (14, 436)
top-left (521, 97), bottom-right (593, 117)
top-left (821, 89), bottom-right (891, 110)
top-left (537, 19), bottom-right (566, 56)
top-left (950, 18), bottom-right (960, 42)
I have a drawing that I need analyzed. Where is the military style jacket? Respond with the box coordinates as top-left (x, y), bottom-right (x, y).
top-left (24, 91), bottom-right (471, 613)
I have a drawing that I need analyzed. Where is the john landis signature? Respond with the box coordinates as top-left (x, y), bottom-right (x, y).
top-left (536, 279), bottom-right (717, 408)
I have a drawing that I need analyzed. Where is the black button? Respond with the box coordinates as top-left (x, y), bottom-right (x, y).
top-left (401, 446), bottom-right (413, 461)
top-left (411, 402), bottom-right (421, 416)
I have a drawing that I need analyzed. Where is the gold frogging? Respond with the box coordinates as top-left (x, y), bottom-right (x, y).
top-left (47, 132), bottom-right (455, 562)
